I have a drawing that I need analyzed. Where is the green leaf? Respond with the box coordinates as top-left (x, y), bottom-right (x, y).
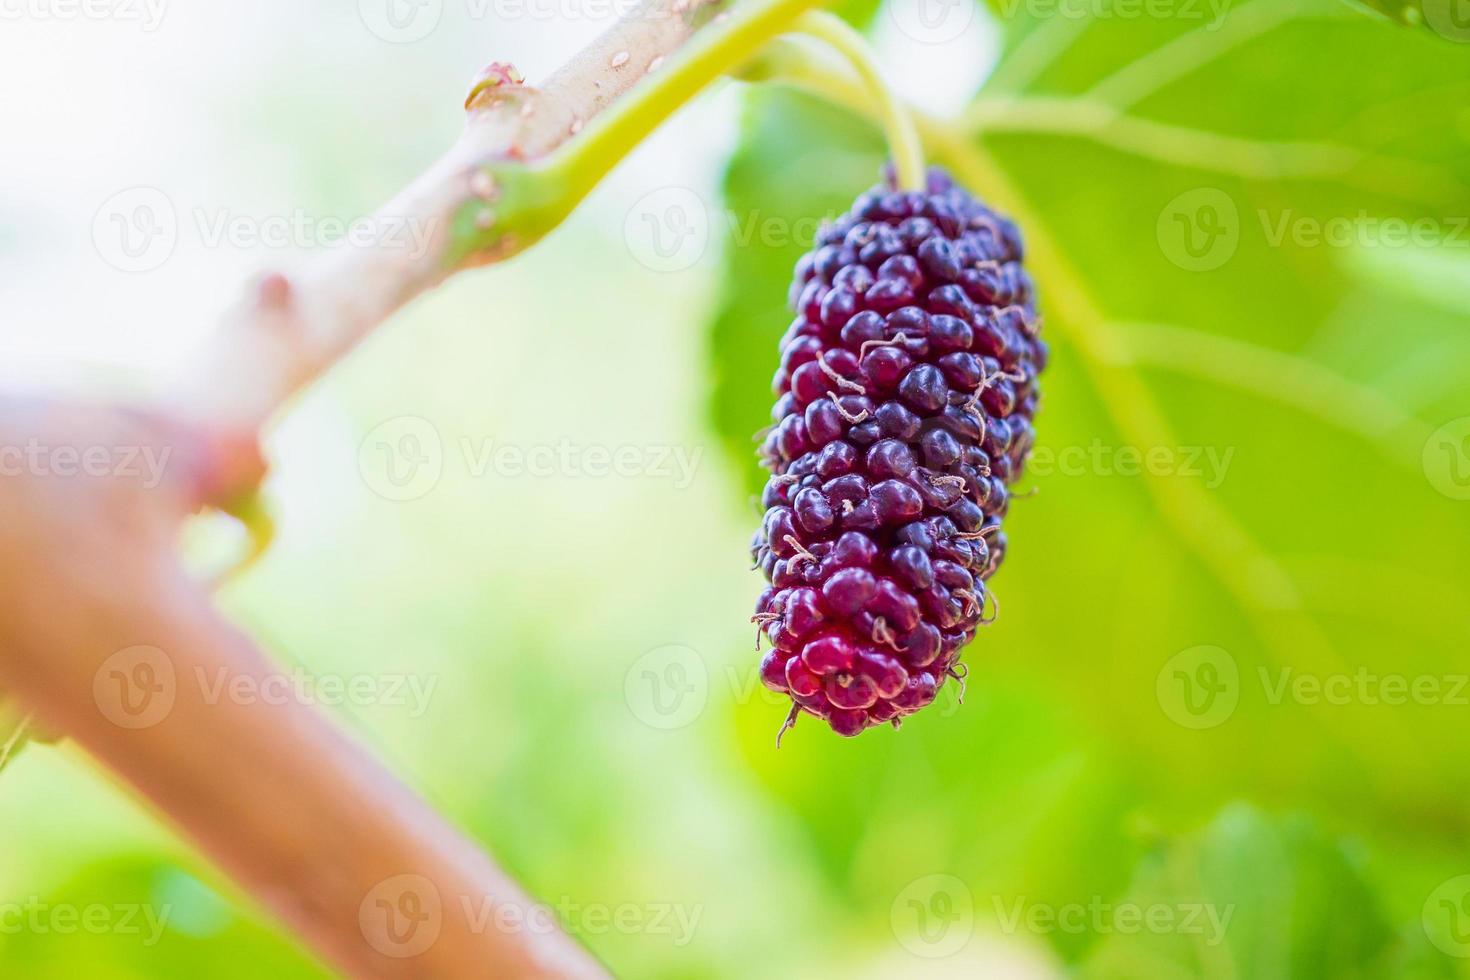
top-left (1077, 805), bottom-right (1447, 979)
top-left (709, 0), bottom-right (1470, 853)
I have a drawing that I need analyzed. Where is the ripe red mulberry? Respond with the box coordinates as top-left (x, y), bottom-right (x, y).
top-left (752, 168), bottom-right (1046, 739)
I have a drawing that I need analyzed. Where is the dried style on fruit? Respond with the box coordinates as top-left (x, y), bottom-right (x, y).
top-left (752, 168), bottom-right (1046, 738)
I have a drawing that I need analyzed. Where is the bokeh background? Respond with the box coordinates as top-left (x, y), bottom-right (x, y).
top-left (3, 0), bottom-right (1470, 976)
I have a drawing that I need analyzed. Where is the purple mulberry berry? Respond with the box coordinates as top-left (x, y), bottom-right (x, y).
top-left (752, 168), bottom-right (1045, 739)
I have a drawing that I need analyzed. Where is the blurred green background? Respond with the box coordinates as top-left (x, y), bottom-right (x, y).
top-left (3, 0), bottom-right (1470, 976)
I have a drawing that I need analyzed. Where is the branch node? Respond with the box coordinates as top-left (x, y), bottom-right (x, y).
top-left (255, 273), bottom-right (293, 311)
top-left (465, 61), bottom-right (527, 110)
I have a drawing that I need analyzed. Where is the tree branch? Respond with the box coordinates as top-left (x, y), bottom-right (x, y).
top-left (178, 0), bottom-right (824, 440)
top-left (1, 1), bottom-right (832, 976)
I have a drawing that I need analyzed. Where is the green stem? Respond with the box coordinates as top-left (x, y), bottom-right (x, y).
top-left (555, 0), bottom-right (831, 202)
top-left (214, 489), bottom-right (277, 586)
top-left (736, 37), bottom-right (949, 169)
top-left (791, 12), bottom-right (926, 191)
top-left (457, 0), bottom-right (832, 262)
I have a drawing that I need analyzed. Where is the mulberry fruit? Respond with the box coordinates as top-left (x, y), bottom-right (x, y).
top-left (752, 167), bottom-right (1046, 739)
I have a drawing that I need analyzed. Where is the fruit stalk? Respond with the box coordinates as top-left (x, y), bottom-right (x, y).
top-left (790, 12), bottom-right (927, 191)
